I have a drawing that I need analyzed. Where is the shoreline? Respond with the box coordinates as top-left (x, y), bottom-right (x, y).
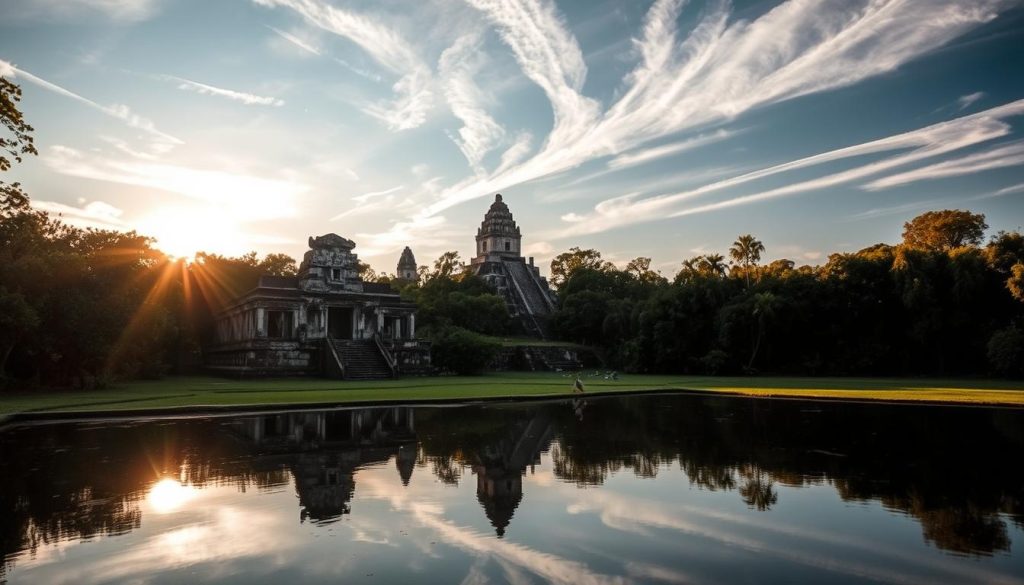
top-left (2, 379), bottom-right (1023, 429)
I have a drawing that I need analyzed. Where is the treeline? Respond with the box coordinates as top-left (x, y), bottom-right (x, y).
top-left (0, 189), bottom-right (304, 388)
top-left (548, 210), bottom-right (1024, 377)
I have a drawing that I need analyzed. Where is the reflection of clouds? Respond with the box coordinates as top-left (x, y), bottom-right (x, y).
top-left (14, 486), bottom-right (305, 584)
top-left (357, 472), bottom-right (628, 585)
top-left (624, 561), bottom-right (702, 585)
top-left (567, 490), bottom-right (1024, 585)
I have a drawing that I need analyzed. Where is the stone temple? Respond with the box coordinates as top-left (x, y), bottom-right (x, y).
top-left (469, 194), bottom-right (557, 339)
top-left (207, 234), bottom-right (430, 379)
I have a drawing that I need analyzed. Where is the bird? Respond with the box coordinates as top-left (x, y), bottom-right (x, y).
top-left (573, 375), bottom-right (585, 393)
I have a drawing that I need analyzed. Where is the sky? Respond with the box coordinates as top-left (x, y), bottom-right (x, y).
top-left (1, 0), bottom-right (1023, 276)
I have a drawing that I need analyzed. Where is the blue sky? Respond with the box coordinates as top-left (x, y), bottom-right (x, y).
top-left (2, 0), bottom-right (1023, 275)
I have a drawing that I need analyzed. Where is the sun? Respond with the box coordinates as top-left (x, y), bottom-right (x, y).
top-left (147, 478), bottom-right (197, 514)
top-left (137, 207), bottom-right (245, 260)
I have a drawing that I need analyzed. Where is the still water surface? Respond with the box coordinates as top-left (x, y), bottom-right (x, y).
top-left (1, 394), bottom-right (1022, 584)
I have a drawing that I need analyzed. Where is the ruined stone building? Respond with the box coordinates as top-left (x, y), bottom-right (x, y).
top-left (207, 234), bottom-right (430, 379)
top-left (469, 194), bottom-right (557, 338)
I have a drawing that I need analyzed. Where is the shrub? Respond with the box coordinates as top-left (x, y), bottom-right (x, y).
top-left (987, 325), bottom-right (1024, 378)
top-left (429, 326), bottom-right (501, 375)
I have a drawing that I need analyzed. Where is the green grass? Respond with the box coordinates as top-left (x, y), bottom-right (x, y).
top-left (1, 373), bottom-right (1022, 417)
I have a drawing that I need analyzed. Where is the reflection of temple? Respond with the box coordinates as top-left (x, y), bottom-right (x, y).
top-left (471, 413), bottom-right (554, 537)
top-left (231, 408), bottom-right (417, 523)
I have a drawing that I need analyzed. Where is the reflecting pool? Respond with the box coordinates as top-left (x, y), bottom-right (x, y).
top-left (1, 394), bottom-right (1022, 584)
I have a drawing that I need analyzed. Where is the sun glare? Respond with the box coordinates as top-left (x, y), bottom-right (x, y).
top-left (137, 207), bottom-right (246, 260)
top-left (148, 478), bottom-right (197, 514)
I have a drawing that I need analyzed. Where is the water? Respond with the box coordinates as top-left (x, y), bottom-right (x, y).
top-left (1, 394), bottom-right (1021, 584)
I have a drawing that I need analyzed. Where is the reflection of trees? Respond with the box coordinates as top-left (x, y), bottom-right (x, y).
top-left (0, 420), bottom-right (279, 578)
top-left (1, 407), bottom-right (418, 576)
top-left (738, 465), bottom-right (777, 511)
top-left (515, 395), bottom-right (1023, 557)
top-left (3, 396), bottom-right (1022, 571)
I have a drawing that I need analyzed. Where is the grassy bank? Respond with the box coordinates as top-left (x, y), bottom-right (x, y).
top-left (1, 373), bottom-right (1022, 416)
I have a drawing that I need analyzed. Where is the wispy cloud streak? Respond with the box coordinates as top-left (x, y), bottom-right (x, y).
top-left (957, 91), bottom-right (986, 110)
top-left (439, 33), bottom-right (505, 172)
top-left (255, 0), bottom-right (432, 129)
top-left (558, 99), bottom-right (1024, 236)
top-left (863, 141), bottom-right (1024, 190)
top-left (412, 0), bottom-right (1005, 220)
top-left (167, 76), bottom-right (285, 106)
top-left (1, 58), bottom-right (182, 147)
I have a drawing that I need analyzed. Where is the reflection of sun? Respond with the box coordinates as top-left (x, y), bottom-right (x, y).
top-left (137, 207), bottom-right (243, 261)
top-left (148, 478), bottom-right (197, 514)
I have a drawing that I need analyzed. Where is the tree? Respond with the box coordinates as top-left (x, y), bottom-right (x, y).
top-left (549, 247), bottom-right (613, 288)
top-left (987, 325), bottom-right (1024, 378)
top-left (729, 234), bottom-right (765, 286)
top-left (902, 210), bottom-right (987, 251)
top-left (431, 251), bottom-right (463, 280)
top-left (0, 287), bottom-right (38, 378)
top-left (258, 253), bottom-right (297, 277)
top-left (699, 253), bottom-right (728, 278)
top-left (1, 79), bottom-right (37, 173)
top-left (1009, 263), bottom-right (1024, 303)
top-left (625, 256), bottom-right (664, 284)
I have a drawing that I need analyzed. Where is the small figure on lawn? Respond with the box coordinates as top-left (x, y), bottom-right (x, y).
top-left (573, 375), bottom-right (586, 393)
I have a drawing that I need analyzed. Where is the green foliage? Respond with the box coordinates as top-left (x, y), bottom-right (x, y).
top-left (403, 272), bottom-right (512, 335)
top-left (428, 326), bottom-right (501, 375)
top-left (549, 247), bottom-right (614, 288)
top-left (1, 79), bottom-right (37, 173)
top-left (551, 223), bottom-right (1024, 377)
top-left (987, 325), bottom-right (1024, 378)
top-left (431, 250), bottom-right (464, 280)
top-left (902, 209), bottom-right (988, 251)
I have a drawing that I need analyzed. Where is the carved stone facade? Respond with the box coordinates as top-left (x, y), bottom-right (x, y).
top-left (469, 194), bottom-right (557, 339)
top-left (207, 234), bottom-right (430, 378)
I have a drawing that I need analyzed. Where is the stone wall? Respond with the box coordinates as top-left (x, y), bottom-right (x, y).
top-left (389, 340), bottom-right (433, 376)
top-left (206, 340), bottom-right (319, 376)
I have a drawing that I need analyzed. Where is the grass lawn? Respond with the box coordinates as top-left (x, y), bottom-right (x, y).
top-left (1, 372), bottom-right (1023, 417)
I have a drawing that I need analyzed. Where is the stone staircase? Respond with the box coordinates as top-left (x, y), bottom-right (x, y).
top-left (329, 339), bottom-right (394, 380)
top-left (502, 260), bottom-right (555, 339)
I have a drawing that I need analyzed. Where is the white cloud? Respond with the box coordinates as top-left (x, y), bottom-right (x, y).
top-left (990, 182), bottom-right (1024, 197)
top-left (607, 129), bottom-right (735, 170)
top-left (167, 76), bottom-right (285, 107)
top-left (265, 25), bottom-right (383, 81)
top-left (266, 24), bottom-right (323, 57)
top-left (31, 199), bottom-right (126, 230)
top-left (862, 141), bottom-right (1024, 190)
top-left (439, 33), bottom-right (506, 172)
top-left (351, 184), bottom-right (405, 203)
top-left (410, 0), bottom-right (1007, 220)
top-left (43, 145), bottom-right (304, 222)
top-left (957, 91), bottom-right (985, 110)
top-left (556, 99), bottom-right (1024, 236)
top-left (255, 0), bottom-right (433, 130)
top-left (1, 59), bottom-right (182, 149)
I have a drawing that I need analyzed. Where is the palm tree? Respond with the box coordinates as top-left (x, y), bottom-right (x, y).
top-left (730, 234), bottom-right (765, 287)
top-left (699, 253), bottom-right (727, 277)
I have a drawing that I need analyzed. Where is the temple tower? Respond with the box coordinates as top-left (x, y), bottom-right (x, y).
top-left (473, 194), bottom-right (522, 263)
top-left (468, 194), bottom-right (556, 339)
top-left (397, 246), bottom-right (418, 280)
